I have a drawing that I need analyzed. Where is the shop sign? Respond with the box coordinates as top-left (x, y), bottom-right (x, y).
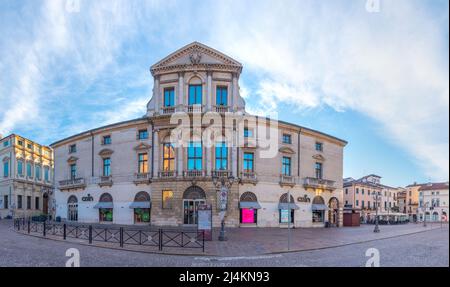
top-left (82, 194), bottom-right (94, 202)
top-left (297, 195), bottom-right (311, 203)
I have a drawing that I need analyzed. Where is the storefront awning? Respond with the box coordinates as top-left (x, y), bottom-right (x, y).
top-left (93, 202), bottom-right (113, 209)
top-left (129, 201), bottom-right (151, 209)
top-left (278, 203), bottom-right (300, 210)
top-left (312, 204), bottom-right (328, 211)
top-left (239, 201), bottom-right (262, 209)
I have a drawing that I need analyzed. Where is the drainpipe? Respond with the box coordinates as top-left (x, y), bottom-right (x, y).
top-left (90, 132), bottom-right (94, 177)
top-left (151, 122), bottom-right (155, 178)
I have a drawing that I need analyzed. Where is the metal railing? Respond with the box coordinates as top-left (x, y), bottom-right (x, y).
top-left (14, 218), bottom-right (205, 252)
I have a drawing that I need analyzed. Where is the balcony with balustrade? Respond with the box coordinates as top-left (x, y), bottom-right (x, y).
top-left (186, 105), bottom-right (203, 114)
top-left (239, 171), bottom-right (258, 185)
top-left (158, 170), bottom-right (177, 179)
top-left (161, 106), bottom-right (176, 115)
top-left (213, 105), bottom-right (230, 113)
top-left (133, 172), bottom-right (151, 185)
top-left (183, 170), bottom-right (206, 179)
top-left (279, 174), bottom-right (296, 187)
top-left (211, 170), bottom-right (231, 178)
top-left (303, 177), bottom-right (336, 191)
top-left (59, 178), bottom-right (86, 191)
top-left (98, 175), bottom-right (113, 187)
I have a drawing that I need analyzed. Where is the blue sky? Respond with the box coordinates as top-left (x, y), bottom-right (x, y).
top-left (0, 0), bottom-right (448, 187)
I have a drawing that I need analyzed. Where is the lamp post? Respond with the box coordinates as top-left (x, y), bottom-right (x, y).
top-left (373, 192), bottom-right (380, 233)
top-left (212, 175), bottom-right (234, 241)
top-left (423, 202), bottom-right (428, 227)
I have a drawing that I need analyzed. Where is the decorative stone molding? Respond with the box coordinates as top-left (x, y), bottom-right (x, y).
top-left (312, 154), bottom-right (326, 161)
top-left (133, 143), bottom-right (151, 151)
top-left (98, 148), bottom-right (114, 157)
top-left (67, 156), bottom-right (78, 163)
top-left (279, 147), bottom-right (296, 154)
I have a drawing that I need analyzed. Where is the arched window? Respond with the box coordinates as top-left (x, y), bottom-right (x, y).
top-left (239, 192), bottom-right (259, 224)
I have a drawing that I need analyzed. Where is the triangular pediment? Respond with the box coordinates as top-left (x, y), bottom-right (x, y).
top-left (133, 143), bottom-right (151, 151)
top-left (151, 42), bottom-right (242, 70)
top-left (312, 154), bottom-right (326, 161)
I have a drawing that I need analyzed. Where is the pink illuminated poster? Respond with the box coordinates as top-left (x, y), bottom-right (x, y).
top-left (242, 209), bottom-right (255, 224)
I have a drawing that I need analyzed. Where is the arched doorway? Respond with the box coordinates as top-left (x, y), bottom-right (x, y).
top-left (67, 195), bottom-right (78, 221)
top-left (183, 186), bottom-right (206, 225)
top-left (43, 193), bottom-right (49, 215)
top-left (131, 191), bottom-right (151, 224)
top-left (278, 193), bottom-right (298, 224)
top-left (239, 192), bottom-right (260, 224)
top-left (312, 196), bottom-right (327, 224)
top-left (425, 211), bottom-right (430, 222)
top-left (97, 193), bottom-right (113, 222)
top-left (328, 197), bottom-right (339, 227)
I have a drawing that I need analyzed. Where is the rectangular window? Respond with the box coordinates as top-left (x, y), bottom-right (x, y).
top-left (282, 134), bottom-right (292, 144)
top-left (244, 128), bottom-right (253, 138)
top-left (315, 142), bottom-right (323, 152)
top-left (188, 85), bottom-right (202, 105)
top-left (4, 195), bottom-right (8, 209)
top-left (103, 158), bottom-right (111, 176)
top-left (345, 189), bottom-right (348, 195)
top-left (368, 201), bottom-right (371, 209)
top-left (26, 162), bottom-right (32, 178)
top-left (282, 157), bottom-right (291, 176)
top-left (27, 143), bottom-right (32, 150)
top-left (3, 161), bottom-right (8, 178)
top-left (70, 164), bottom-right (77, 179)
top-left (315, 162), bottom-right (323, 179)
top-left (187, 142), bottom-right (202, 170)
top-left (102, 135), bottom-right (112, 145)
top-left (215, 142), bottom-right (228, 170)
top-left (18, 140), bottom-right (23, 146)
top-left (356, 188), bottom-right (359, 194)
top-left (35, 197), bottom-right (40, 210)
top-left (163, 144), bottom-right (175, 172)
top-left (138, 129), bottom-right (148, 140)
top-left (361, 200), bottom-right (365, 208)
top-left (27, 196), bottom-right (31, 210)
top-left (17, 195), bottom-right (22, 209)
top-left (216, 86), bottom-right (228, 106)
top-left (164, 87), bottom-right (175, 107)
top-left (162, 190), bottom-right (173, 209)
top-left (356, 200), bottom-right (359, 206)
top-left (35, 165), bottom-right (41, 180)
top-left (69, 144), bottom-right (77, 153)
top-left (44, 167), bottom-right (49, 182)
top-left (17, 161), bottom-right (23, 176)
top-left (138, 153), bottom-right (148, 174)
top-left (3, 141), bottom-right (9, 147)
top-left (243, 152), bottom-right (254, 172)
top-left (362, 189), bottom-right (365, 195)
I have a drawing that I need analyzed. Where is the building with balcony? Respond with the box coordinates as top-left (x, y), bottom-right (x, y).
top-left (343, 175), bottom-right (401, 222)
top-left (52, 42), bottom-right (346, 228)
top-left (0, 134), bottom-right (54, 218)
top-left (417, 182), bottom-right (449, 222)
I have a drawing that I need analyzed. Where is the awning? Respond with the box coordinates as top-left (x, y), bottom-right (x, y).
top-left (239, 201), bottom-right (262, 209)
top-left (278, 203), bottom-right (300, 210)
top-left (129, 201), bottom-right (151, 209)
top-left (312, 204), bottom-right (328, 211)
top-left (93, 202), bottom-right (113, 209)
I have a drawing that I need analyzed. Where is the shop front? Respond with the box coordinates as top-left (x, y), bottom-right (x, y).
top-left (278, 193), bottom-right (299, 227)
top-left (130, 191), bottom-right (151, 224)
top-left (312, 196), bottom-right (328, 226)
top-left (94, 193), bottom-right (114, 223)
top-left (239, 192), bottom-right (261, 226)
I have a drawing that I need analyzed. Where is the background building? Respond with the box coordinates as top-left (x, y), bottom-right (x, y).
top-left (343, 175), bottom-right (400, 222)
top-left (52, 42), bottom-right (347, 228)
top-left (418, 182), bottom-right (449, 222)
top-left (0, 134), bottom-right (54, 218)
top-left (405, 182), bottom-right (422, 222)
top-left (397, 188), bottom-right (407, 214)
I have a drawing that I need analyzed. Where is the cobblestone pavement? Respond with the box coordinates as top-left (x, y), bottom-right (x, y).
top-left (1, 220), bottom-right (448, 267)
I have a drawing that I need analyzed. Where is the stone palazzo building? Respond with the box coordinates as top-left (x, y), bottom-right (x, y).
top-left (52, 42), bottom-right (347, 228)
top-left (0, 134), bottom-right (54, 219)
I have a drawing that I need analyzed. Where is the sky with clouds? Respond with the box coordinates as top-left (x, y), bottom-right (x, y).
top-left (0, 0), bottom-right (448, 187)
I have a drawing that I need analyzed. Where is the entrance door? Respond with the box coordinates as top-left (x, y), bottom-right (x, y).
top-left (183, 199), bottom-right (205, 225)
top-left (43, 193), bottom-right (49, 215)
top-left (68, 203), bottom-right (78, 221)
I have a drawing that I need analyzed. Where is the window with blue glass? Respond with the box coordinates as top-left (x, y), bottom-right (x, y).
top-left (216, 86), bottom-right (228, 106)
top-left (35, 165), bottom-right (41, 180)
top-left (3, 140), bottom-right (9, 147)
top-left (26, 162), bottom-right (32, 178)
top-left (315, 162), bottom-right (323, 179)
top-left (282, 157), bottom-right (291, 176)
top-left (138, 129), bottom-right (148, 140)
top-left (44, 166), bottom-right (49, 182)
top-left (215, 142), bottom-right (228, 170)
top-left (282, 134), bottom-right (292, 144)
top-left (243, 152), bottom-right (254, 172)
top-left (102, 135), bottom-right (111, 145)
top-left (3, 161), bottom-right (9, 178)
top-left (187, 142), bottom-right (202, 170)
top-left (17, 160), bottom-right (23, 176)
top-left (70, 164), bottom-right (77, 179)
top-left (188, 85), bottom-right (202, 105)
top-left (103, 158), bottom-right (111, 176)
top-left (164, 87), bottom-right (175, 107)
top-left (244, 128), bottom-right (253, 138)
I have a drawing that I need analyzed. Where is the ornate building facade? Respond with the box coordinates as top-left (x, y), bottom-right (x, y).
top-left (0, 134), bottom-right (54, 218)
top-left (52, 42), bottom-right (347, 228)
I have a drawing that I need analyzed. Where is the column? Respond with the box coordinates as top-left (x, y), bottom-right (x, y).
top-left (231, 130), bottom-right (237, 177)
top-left (206, 71), bottom-right (212, 111)
top-left (178, 72), bottom-right (184, 110)
top-left (154, 76), bottom-right (160, 114)
top-left (206, 146), bottom-right (211, 176)
top-left (232, 73), bottom-right (239, 111)
top-left (177, 146), bottom-right (184, 177)
top-left (153, 131), bottom-right (159, 178)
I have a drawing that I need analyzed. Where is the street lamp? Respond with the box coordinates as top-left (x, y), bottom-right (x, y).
top-left (212, 175), bottom-right (235, 241)
top-left (423, 202), bottom-right (428, 227)
top-left (372, 192), bottom-right (380, 233)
